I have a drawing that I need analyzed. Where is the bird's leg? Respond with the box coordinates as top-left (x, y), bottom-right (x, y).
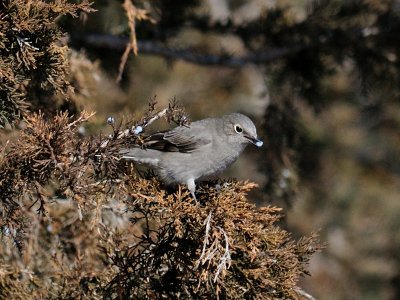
top-left (186, 178), bottom-right (197, 204)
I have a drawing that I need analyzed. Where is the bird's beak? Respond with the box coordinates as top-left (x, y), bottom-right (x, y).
top-left (246, 136), bottom-right (263, 147)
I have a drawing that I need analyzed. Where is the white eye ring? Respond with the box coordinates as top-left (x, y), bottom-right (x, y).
top-left (234, 124), bottom-right (243, 133)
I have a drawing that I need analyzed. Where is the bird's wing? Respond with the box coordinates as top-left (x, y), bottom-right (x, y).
top-left (142, 127), bottom-right (211, 153)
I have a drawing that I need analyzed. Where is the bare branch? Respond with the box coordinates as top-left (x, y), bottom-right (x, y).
top-left (195, 211), bottom-right (213, 270)
top-left (214, 226), bottom-right (231, 283)
top-left (71, 33), bottom-right (304, 67)
top-left (100, 108), bottom-right (168, 148)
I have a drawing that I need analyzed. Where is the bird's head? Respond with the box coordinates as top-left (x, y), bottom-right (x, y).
top-left (222, 113), bottom-right (263, 148)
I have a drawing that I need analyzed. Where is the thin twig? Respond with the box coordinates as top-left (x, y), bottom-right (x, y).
top-left (100, 108), bottom-right (168, 148)
top-left (116, 1), bottom-right (156, 82)
top-left (195, 211), bottom-right (213, 269)
top-left (214, 226), bottom-right (231, 283)
top-left (194, 212), bottom-right (232, 283)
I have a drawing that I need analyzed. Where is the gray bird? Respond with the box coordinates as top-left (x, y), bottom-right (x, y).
top-left (121, 113), bottom-right (263, 200)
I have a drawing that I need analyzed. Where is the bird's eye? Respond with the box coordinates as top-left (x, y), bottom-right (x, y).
top-left (234, 124), bottom-right (243, 133)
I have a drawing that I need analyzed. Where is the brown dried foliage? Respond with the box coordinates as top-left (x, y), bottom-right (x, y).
top-left (117, 0), bottom-right (155, 83)
top-left (0, 104), bottom-right (320, 299)
top-left (103, 179), bottom-right (319, 299)
top-left (0, 0), bottom-right (94, 127)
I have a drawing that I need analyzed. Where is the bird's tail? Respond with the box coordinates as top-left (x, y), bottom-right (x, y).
top-left (120, 148), bottom-right (160, 166)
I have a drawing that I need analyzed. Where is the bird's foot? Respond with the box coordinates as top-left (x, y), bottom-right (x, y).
top-left (190, 190), bottom-right (199, 205)
top-left (187, 178), bottom-right (198, 206)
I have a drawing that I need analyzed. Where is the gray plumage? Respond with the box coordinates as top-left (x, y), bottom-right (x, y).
top-left (121, 113), bottom-right (263, 200)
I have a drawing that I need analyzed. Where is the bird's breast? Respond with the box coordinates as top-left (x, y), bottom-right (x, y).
top-left (157, 139), bottom-right (247, 184)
